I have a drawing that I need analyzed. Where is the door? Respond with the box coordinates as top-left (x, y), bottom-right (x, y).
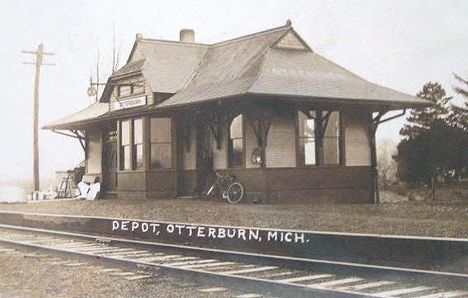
top-left (102, 123), bottom-right (117, 191)
top-left (195, 117), bottom-right (214, 194)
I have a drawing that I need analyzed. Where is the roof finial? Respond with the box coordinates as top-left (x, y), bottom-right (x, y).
top-left (286, 19), bottom-right (292, 26)
top-left (135, 33), bottom-right (144, 41)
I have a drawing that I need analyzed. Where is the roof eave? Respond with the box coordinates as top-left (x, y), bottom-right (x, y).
top-left (247, 92), bottom-right (432, 110)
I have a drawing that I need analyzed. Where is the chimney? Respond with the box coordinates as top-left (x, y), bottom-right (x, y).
top-left (179, 29), bottom-right (195, 43)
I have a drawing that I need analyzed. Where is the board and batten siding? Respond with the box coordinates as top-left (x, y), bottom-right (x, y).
top-left (343, 111), bottom-right (371, 166)
top-left (265, 112), bottom-right (296, 168)
top-left (86, 128), bottom-right (102, 174)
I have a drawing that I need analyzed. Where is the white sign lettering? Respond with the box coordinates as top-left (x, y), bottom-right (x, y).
top-left (111, 220), bottom-right (309, 244)
top-left (112, 96), bottom-right (146, 110)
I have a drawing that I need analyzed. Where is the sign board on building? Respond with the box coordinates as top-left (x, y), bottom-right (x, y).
top-left (112, 96), bottom-right (147, 111)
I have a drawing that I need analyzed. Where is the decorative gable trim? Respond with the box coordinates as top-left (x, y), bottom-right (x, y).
top-left (273, 29), bottom-right (312, 51)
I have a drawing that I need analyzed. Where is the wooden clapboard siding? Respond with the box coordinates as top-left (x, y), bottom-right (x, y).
top-left (116, 171), bottom-right (146, 191)
top-left (218, 168), bottom-right (266, 193)
top-left (177, 170), bottom-right (197, 196)
top-left (343, 110), bottom-right (371, 166)
top-left (147, 170), bottom-right (177, 194)
top-left (86, 127), bottom-right (102, 175)
top-left (217, 166), bottom-right (371, 204)
top-left (265, 111), bottom-right (296, 168)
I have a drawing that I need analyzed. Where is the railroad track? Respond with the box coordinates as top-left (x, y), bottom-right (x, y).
top-left (0, 224), bottom-right (466, 298)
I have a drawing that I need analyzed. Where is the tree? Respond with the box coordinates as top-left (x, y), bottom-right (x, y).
top-left (395, 82), bottom-right (467, 183)
top-left (377, 139), bottom-right (398, 187)
top-left (448, 73), bottom-right (468, 132)
top-left (400, 82), bottom-right (452, 138)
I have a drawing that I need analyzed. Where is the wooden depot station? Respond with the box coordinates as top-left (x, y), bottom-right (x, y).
top-left (44, 21), bottom-right (430, 204)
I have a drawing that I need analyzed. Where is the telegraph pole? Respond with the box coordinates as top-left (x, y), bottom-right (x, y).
top-left (22, 44), bottom-right (54, 192)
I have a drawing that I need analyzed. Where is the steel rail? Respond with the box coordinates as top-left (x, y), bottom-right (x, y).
top-left (0, 224), bottom-right (467, 298)
top-left (0, 228), bottom-right (368, 298)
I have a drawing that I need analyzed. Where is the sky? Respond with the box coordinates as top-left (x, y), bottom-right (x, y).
top-left (0, 0), bottom-right (467, 183)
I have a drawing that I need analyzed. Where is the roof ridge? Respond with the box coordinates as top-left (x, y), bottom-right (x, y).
top-left (177, 25), bottom-right (291, 93)
top-left (139, 38), bottom-right (210, 47)
top-left (211, 24), bottom-right (291, 47)
top-left (137, 24), bottom-right (291, 48)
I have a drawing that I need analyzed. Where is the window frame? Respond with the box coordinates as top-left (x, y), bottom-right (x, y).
top-left (119, 118), bottom-right (145, 171)
top-left (296, 111), bottom-right (318, 167)
top-left (117, 82), bottom-right (145, 98)
top-left (149, 117), bottom-right (173, 170)
top-left (295, 109), bottom-right (344, 168)
top-left (227, 114), bottom-right (245, 168)
top-left (119, 119), bottom-right (132, 171)
top-left (132, 118), bottom-right (144, 170)
top-left (322, 111), bottom-right (342, 166)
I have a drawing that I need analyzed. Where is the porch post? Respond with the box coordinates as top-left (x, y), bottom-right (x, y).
top-left (369, 123), bottom-right (379, 203)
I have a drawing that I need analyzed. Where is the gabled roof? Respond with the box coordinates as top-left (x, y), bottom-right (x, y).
top-left (158, 23), bottom-right (429, 109)
top-left (45, 22), bottom-right (431, 130)
top-left (108, 38), bottom-right (208, 95)
top-left (158, 25), bottom-right (291, 107)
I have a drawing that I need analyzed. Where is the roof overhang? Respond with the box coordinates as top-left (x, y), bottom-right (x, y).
top-left (42, 102), bottom-right (109, 130)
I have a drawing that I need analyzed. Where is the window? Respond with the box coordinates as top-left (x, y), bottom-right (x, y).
top-left (120, 118), bottom-right (144, 170)
top-left (132, 83), bottom-right (144, 95)
top-left (117, 82), bottom-right (144, 98)
top-left (120, 120), bottom-right (131, 170)
top-left (150, 118), bottom-right (172, 169)
top-left (298, 111), bottom-right (316, 165)
top-left (323, 112), bottom-right (340, 165)
top-left (118, 85), bottom-right (131, 97)
top-left (133, 118), bottom-right (144, 169)
top-left (228, 114), bottom-right (244, 167)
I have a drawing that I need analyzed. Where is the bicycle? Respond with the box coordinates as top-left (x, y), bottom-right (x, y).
top-left (205, 170), bottom-right (244, 204)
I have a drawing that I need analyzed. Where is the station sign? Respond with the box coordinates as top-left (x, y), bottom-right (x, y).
top-left (112, 96), bottom-right (146, 111)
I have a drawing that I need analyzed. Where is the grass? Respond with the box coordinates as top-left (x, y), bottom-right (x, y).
top-left (1, 193), bottom-right (467, 238)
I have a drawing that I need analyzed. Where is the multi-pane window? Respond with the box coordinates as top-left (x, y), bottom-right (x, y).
top-left (120, 120), bottom-right (131, 170)
top-left (298, 111), bottom-right (316, 165)
top-left (133, 118), bottom-right (144, 169)
top-left (228, 114), bottom-right (244, 167)
top-left (323, 112), bottom-right (340, 165)
top-left (150, 118), bottom-right (172, 169)
top-left (120, 118), bottom-right (143, 170)
top-left (117, 82), bottom-right (144, 98)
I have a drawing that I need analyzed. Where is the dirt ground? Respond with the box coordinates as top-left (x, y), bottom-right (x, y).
top-left (1, 194), bottom-right (467, 238)
top-left (0, 245), bottom-right (272, 298)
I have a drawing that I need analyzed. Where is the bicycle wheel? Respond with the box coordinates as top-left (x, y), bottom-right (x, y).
top-left (226, 182), bottom-right (244, 204)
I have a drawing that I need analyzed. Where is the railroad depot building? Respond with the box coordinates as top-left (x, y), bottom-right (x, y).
top-left (44, 22), bottom-right (429, 204)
